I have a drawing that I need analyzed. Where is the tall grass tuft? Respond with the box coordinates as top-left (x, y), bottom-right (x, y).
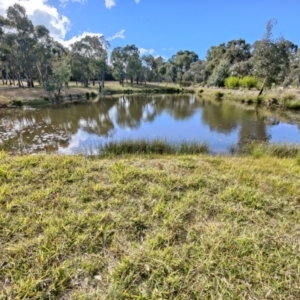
top-left (282, 93), bottom-right (300, 110)
top-left (99, 139), bottom-right (209, 155)
top-left (233, 142), bottom-right (300, 158)
top-left (214, 91), bottom-right (224, 100)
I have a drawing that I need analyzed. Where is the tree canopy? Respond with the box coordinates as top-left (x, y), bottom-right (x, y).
top-left (0, 5), bottom-right (299, 96)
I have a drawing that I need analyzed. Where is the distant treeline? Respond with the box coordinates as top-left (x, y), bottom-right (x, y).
top-left (1, 5), bottom-right (299, 99)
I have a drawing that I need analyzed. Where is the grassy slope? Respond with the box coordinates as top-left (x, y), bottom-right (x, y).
top-left (1, 153), bottom-right (300, 299)
top-left (0, 81), bottom-right (180, 106)
top-left (1, 81), bottom-right (299, 109)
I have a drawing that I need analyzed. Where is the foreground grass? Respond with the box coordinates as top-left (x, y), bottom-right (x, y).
top-left (1, 152), bottom-right (300, 299)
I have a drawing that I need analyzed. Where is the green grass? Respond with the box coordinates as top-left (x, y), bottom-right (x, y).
top-left (283, 95), bottom-right (300, 110)
top-left (1, 152), bottom-right (300, 299)
top-left (99, 139), bottom-right (209, 155)
top-left (232, 142), bottom-right (300, 158)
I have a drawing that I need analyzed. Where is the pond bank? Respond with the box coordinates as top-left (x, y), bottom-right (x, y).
top-left (197, 86), bottom-right (300, 110)
top-left (1, 152), bottom-right (299, 298)
top-left (0, 82), bottom-right (193, 108)
top-left (1, 82), bottom-right (300, 110)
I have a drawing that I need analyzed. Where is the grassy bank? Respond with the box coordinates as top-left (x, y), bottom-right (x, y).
top-left (197, 87), bottom-right (300, 109)
top-left (0, 82), bottom-right (193, 108)
top-left (1, 152), bottom-right (300, 299)
top-left (0, 81), bottom-right (299, 110)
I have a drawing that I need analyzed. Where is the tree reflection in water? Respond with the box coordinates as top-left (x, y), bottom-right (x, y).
top-left (0, 95), bottom-right (299, 153)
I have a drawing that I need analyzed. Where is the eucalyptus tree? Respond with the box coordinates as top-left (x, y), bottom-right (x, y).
top-left (207, 59), bottom-right (230, 87)
top-left (153, 56), bottom-right (166, 82)
top-left (182, 60), bottom-right (207, 84)
top-left (141, 54), bottom-right (156, 86)
top-left (172, 50), bottom-right (199, 82)
top-left (206, 39), bottom-right (252, 84)
top-left (229, 61), bottom-right (253, 78)
top-left (111, 45), bottom-right (142, 86)
top-left (252, 20), bottom-right (297, 93)
top-left (34, 25), bottom-right (55, 87)
top-left (43, 43), bottom-right (71, 101)
top-left (123, 44), bottom-right (142, 85)
top-left (84, 35), bottom-right (109, 90)
top-left (163, 62), bottom-right (177, 83)
top-left (111, 46), bottom-right (126, 86)
top-left (5, 4), bottom-right (36, 87)
top-left (71, 35), bottom-right (109, 89)
top-left (286, 48), bottom-right (300, 86)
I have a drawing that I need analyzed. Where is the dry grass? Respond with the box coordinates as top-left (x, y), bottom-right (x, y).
top-left (1, 152), bottom-right (300, 299)
top-left (0, 81), bottom-right (182, 106)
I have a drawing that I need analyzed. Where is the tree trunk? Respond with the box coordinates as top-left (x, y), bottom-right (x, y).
top-left (101, 69), bottom-right (105, 89)
top-left (258, 77), bottom-right (267, 96)
top-left (36, 64), bottom-right (44, 87)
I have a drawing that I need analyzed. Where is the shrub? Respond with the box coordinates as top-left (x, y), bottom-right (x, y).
top-left (225, 76), bottom-right (240, 89)
top-left (239, 76), bottom-right (258, 89)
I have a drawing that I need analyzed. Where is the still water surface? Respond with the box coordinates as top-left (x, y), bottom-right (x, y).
top-left (1, 95), bottom-right (300, 154)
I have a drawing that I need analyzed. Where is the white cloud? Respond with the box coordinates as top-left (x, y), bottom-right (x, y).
top-left (58, 31), bottom-right (103, 48)
top-left (0, 0), bottom-right (70, 40)
top-left (134, 0), bottom-right (140, 3)
top-left (107, 29), bottom-right (125, 41)
top-left (59, 0), bottom-right (86, 8)
top-left (162, 47), bottom-right (174, 51)
top-left (139, 48), bottom-right (155, 55)
top-left (105, 0), bottom-right (116, 9)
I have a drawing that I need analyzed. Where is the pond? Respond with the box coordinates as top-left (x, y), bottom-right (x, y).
top-left (1, 94), bottom-right (300, 154)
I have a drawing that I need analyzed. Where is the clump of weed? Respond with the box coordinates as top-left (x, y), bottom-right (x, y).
top-left (12, 99), bottom-right (23, 106)
top-left (215, 91), bottom-right (224, 100)
top-left (85, 92), bottom-right (90, 99)
top-left (256, 95), bottom-right (264, 104)
top-left (252, 146), bottom-right (264, 158)
top-left (90, 91), bottom-right (98, 98)
top-left (282, 93), bottom-right (300, 110)
top-left (178, 141), bottom-right (208, 154)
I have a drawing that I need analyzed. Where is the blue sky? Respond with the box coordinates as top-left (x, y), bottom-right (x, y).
top-left (0, 0), bottom-right (299, 59)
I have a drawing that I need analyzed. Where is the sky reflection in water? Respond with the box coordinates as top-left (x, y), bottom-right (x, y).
top-left (0, 95), bottom-right (300, 154)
